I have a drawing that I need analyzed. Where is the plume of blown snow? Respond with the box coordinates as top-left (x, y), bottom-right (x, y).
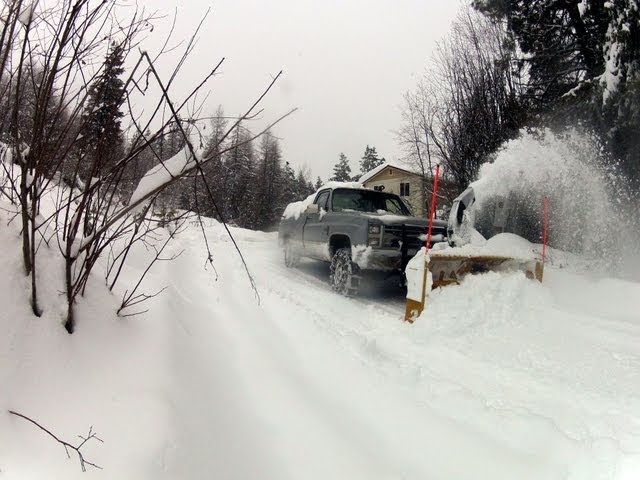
top-left (470, 129), bottom-right (640, 280)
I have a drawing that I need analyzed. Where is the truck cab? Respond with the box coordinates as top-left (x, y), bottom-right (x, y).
top-left (279, 185), bottom-right (448, 295)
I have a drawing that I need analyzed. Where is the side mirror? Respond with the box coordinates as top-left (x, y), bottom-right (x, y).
top-left (305, 204), bottom-right (320, 214)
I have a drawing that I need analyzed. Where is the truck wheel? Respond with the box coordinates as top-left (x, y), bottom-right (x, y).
top-left (330, 248), bottom-right (360, 296)
top-left (284, 241), bottom-right (300, 268)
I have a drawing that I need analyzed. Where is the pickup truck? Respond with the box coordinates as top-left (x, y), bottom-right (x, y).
top-left (278, 184), bottom-right (448, 295)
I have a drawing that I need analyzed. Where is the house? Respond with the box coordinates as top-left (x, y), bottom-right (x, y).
top-left (360, 162), bottom-right (457, 218)
top-left (360, 162), bottom-right (429, 216)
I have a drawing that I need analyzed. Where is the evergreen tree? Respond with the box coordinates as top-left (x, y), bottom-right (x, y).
top-left (156, 127), bottom-right (188, 212)
top-left (78, 42), bottom-right (126, 180)
top-left (315, 176), bottom-right (323, 190)
top-left (598, 0), bottom-right (640, 182)
top-left (295, 168), bottom-right (315, 199)
top-left (281, 162), bottom-right (297, 197)
top-left (278, 161), bottom-right (299, 213)
top-left (121, 129), bottom-right (157, 198)
top-left (196, 105), bottom-right (228, 217)
top-left (248, 131), bottom-right (282, 230)
top-left (330, 153), bottom-right (352, 182)
top-left (359, 145), bottom-right (385, 174)
top-left (473, 0), bottom-right (640, 183)
top-left (223, 123), bottom-right (256, 226)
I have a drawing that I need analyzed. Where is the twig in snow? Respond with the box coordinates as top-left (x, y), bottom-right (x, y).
top-left (8, 410), bottom-right (103, 472)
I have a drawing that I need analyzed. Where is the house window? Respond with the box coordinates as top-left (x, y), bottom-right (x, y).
top-left (400, 182), bottom-right (410, 196)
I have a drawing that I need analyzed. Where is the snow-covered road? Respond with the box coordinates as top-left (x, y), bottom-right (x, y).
top-left (2, 220), bottom-right (639, 479)
top-left (152, 223), bottom-right (640, 480)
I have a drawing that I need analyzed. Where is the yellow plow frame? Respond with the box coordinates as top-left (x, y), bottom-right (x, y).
top-left (404, 253), bottom-right (544, 323)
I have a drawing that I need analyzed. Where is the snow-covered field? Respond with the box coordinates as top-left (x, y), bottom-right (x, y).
top-left (2, 212), bottom-right (639, 479)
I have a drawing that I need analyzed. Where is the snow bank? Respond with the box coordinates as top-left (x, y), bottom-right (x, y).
top-left (0, 206), bottom-right (172, 479)
top-left (405, 247), bottom-right (432, 302)
top-left (3, 171), bottom-right (640, 480)
top-left (433, 232), bottom-right (538, 261)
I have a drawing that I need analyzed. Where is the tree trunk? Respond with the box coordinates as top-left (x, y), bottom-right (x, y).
top-left (64, 255), bottom-right (75, 334)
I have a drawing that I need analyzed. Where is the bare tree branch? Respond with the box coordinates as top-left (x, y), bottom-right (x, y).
top-left (9, 410), bottom-right (103, 472)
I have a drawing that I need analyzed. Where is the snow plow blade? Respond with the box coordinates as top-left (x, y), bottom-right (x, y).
top-left (428, 253), bottom-right (544, 288)
top-left (404, 254), bottom-right (543, 323)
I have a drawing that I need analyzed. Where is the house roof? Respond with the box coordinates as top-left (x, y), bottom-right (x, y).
top-left (359, 162), bottom-right (420, 184)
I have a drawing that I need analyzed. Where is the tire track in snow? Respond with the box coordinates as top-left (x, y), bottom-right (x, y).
top-left (149, 225), bottom-right (640, 479)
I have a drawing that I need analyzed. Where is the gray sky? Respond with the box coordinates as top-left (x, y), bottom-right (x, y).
top-left (142, 0), bottom-right (461, 180)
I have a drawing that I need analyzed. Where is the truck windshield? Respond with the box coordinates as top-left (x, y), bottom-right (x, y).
top-left (332, 189), bottom-right (412, 215)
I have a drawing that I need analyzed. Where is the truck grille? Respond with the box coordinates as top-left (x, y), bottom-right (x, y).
top-left (383, 224), bottom-right (446, 249)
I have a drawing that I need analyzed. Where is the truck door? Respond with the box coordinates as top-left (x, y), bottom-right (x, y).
top-left (303, 189), bottom-right (331, 259)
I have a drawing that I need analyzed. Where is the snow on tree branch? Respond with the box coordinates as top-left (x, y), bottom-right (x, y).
top-left (128, 146), bottom-right (196, 208)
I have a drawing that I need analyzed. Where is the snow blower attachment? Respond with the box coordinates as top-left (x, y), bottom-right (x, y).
top-left (404, 181), bottom-right (548, 323)
top-left (428, 253), bottom-right (543, 288)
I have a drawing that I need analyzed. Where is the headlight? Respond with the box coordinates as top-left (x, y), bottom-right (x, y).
top-left (368, 222), bottom-right (382, 248)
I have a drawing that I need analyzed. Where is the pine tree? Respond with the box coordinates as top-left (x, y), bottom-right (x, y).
top-left (78, 42), bottom-right (126, 180)
top-left (295, 168), bottom-right (314, 199)
top-left (223, 123), bottom-right (255, 226)
top-left (330, 153), bottom-right (352, 182)
top-left (599, 0), bottom-right (640, 182)
top-left (315, 176), bottom-right (323, 190)
top-left (156, 127), bottom-right (188, 213)
top-left (196, 105), bottom-right (228, 218)
top-left (473, 0), bottom-right (640, 183)
top-left (278, 161), bottom-right (298, 212)
top-left (122, 129), bottom-right (157, 198)
top-left (359, 145), bottom-right (385, 174)
top-left (248, 131), bottom-right (282, 230)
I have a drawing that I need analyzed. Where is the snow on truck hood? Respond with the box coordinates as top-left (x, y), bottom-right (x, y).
top-left (431, 232), bottom-right (539, 260)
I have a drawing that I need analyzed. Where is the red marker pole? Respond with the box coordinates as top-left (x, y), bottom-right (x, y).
top-left (535, 196), bottom-right (549, 282)
top-left (425, 164), bottom-right (441, 253)
top-left (404, 165), bottom-right (442, 323)
top-left (542, 196), bottom-right (549, 264)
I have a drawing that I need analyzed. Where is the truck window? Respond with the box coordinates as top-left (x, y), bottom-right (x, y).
top-left (332, 189), bottom-right (411, 215)
top-left (384, 197), bottom-right (411, 215)
top-left (314, 190), bottom-right (330, 210)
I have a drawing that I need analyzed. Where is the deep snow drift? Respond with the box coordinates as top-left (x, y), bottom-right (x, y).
top-left (1, 200), bottom-right (640, 479)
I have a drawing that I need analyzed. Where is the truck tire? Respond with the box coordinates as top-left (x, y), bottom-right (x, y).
top-left (283, 241), bottom-right (300, 268)
top-left (330, 248), bottom-right (360, 296)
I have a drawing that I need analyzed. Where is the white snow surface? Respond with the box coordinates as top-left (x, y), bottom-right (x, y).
top-left (405, 247), bottom-right (432, 302)
top-left (363, 212), bottom-right (421, 223)
top-left (434, 232), bottom-right (539, 260)
top-left (578, 0), bottom-right (588, 17)
top-left (602, 32), bottom-right (622, 105)
top-left (2, 205), bottom-right (640, 478)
